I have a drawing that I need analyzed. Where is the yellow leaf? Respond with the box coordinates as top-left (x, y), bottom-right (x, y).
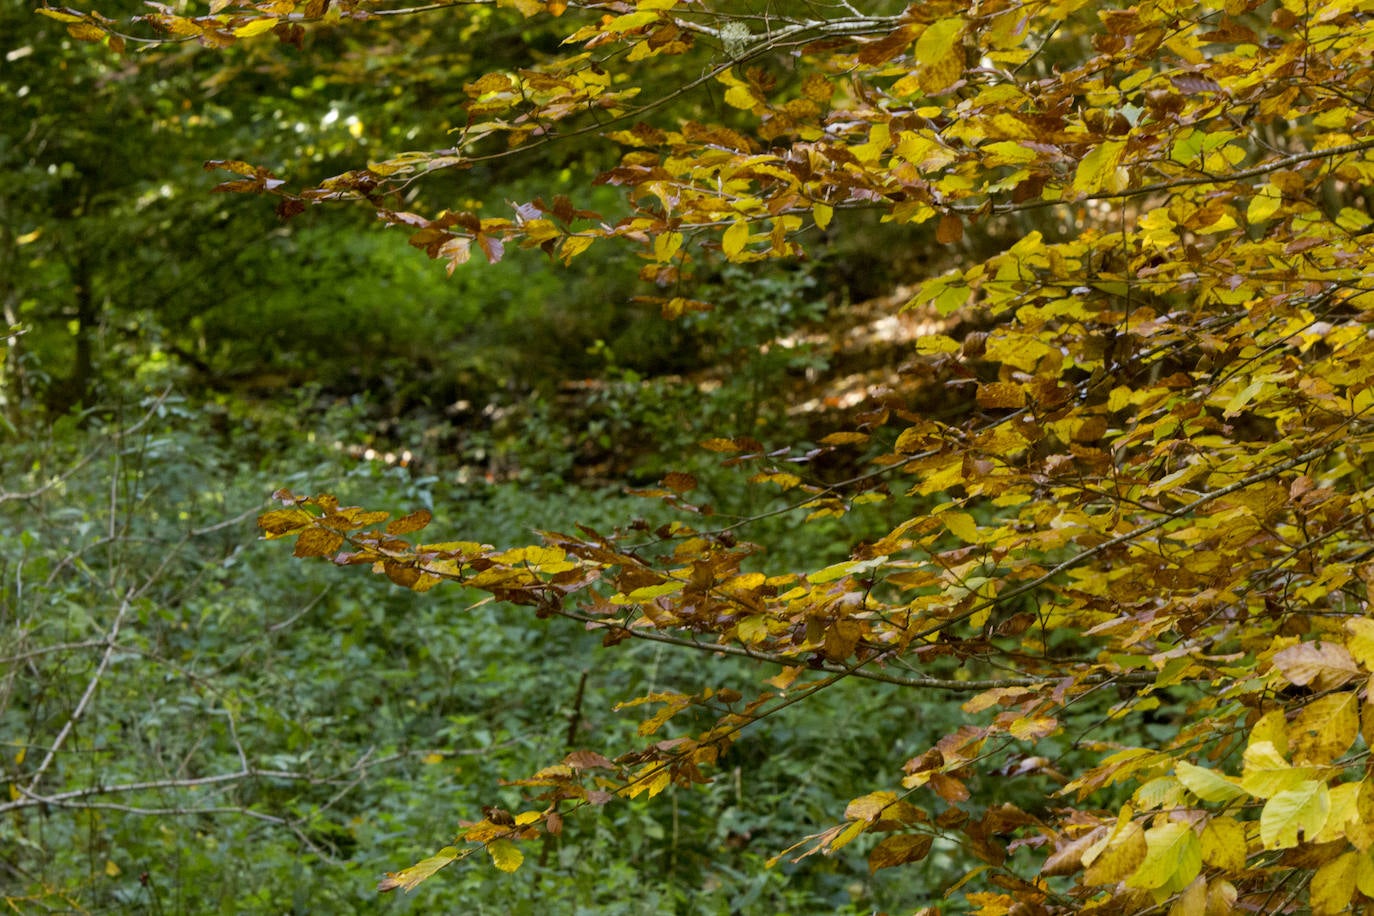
top-left (1260, 780), bottom-right (1330, 849)
top-left (942, 511), bottom-right (979, 543)
top-left (1312, 850), bottom-right (1358, 915)
top-left (487, 839), bottom-right (524, 873)
top-left (1222, 378), bottom-right (1268, 417)
top-left (604, 10), bottom-right (658, 31)
top-left (1250, 708), bottom-right (1289, 755)
top-left (1008, 715), bottom-right (1058, 740)
top-left (1084, 818), bottom-right (1147, 885)
top-left (721, 219), bottom-right (750, 259)
top-left (105, 859), bottom-right (121, 877)
top-left (621, 763), bottom-right (671, 798)
top-left (258, 508), bottom-right (314, 538)
top-left (620, 581), bottom-right (683, 602)
top-left (844, 791), bottom-right (897, 822)
top-left (1314, 781), bottom-right (1362, 844)
top-left (1199, 816), bottom-right (1247, 872)
top-left (1290, 692), bottom-right (1359, 765)
top-left (1207, 879), bottom-right (1238, 913)
top-left (829, 818), bottom-right (867, 852)
top-left (1168, 877), bottom-right (1206, 916)
top-left (1345, 618), bottom-right (1374, 668)
top-left (1176, 761), bottom-right (1248, 803)
top-left (378, 846), bottom-right (459, 893)
top-left (915, 334), bottom-right (961, 354)
top-left (813, 202), bottom-right (834, 230)
top-left (851, 123), bottom-right (890, 165)
top-left (1357, 849), bottom-right (1374, 897)
top-left (976, 381), bottom-right (1026, 409)
top-left (724, 84), bottom-right (760, 110)
top-left (736, 615), bottom-right (768, 643)
top-left (1073, 139), bottom-right (1127, 196)
top-left (652, 231), bottom-right (682, 262)
top-left (559, 235), bottom-right (594, 263)
top-left (985, 332), bottom-right (1050, 372)
top-left (37, 7), bottom-right (87, 21)
top-left (981, 140), bottom-right (1037, 166)
top-left (1246, 184), bottom-right (1282, 223)
top-left (915, 18), bottom-right (964, 94)
top-left (1242, 741), bottom-right (1313, 798)
top-left (232, 16), bottom-right (278, 37)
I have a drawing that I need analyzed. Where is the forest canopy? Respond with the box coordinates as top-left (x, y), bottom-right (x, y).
top-left (15, 0), bottom-right (1374, 912)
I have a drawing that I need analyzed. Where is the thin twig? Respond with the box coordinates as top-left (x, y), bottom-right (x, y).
top-left (21, 589), bottom-right (135, 799)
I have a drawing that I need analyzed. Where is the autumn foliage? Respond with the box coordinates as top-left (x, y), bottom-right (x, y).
top-left (52, 0), bottom-right (1374, 911)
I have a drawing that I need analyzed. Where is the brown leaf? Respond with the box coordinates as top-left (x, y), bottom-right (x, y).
top-left (258, 508), bottom-right (313, 537)
top-left (386, 509), bottom-right (433, 536)
top-left (936, 212), bottom-right (963, 245)
top-left (868, 833), bottom-right (934, 872)
top-left (293, 527), bottom-right (343, 558)
top-left (1272, 641), bottom-right (1360, 691)
top-left (564, 750), bottom-right (615, 770)
top-left (383, 560), bottom-right (421, 588)
top-left (662, 472), bottom-right (697, 494)
top-left (930, 772), bottom-right (971, 803)
top-left (1041, 827), bottom-right (1106, 877)
top-left (976, 382), bottom-right (1026, 409)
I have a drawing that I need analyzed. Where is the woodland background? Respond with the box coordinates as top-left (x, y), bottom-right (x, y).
top-left (6, 0), bottom-right (1374, 914)
top-left (3, 2), bottom-right (953, 911)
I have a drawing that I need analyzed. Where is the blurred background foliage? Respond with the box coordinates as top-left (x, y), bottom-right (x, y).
top-left (0, 1), bottom-right (1065, 912)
